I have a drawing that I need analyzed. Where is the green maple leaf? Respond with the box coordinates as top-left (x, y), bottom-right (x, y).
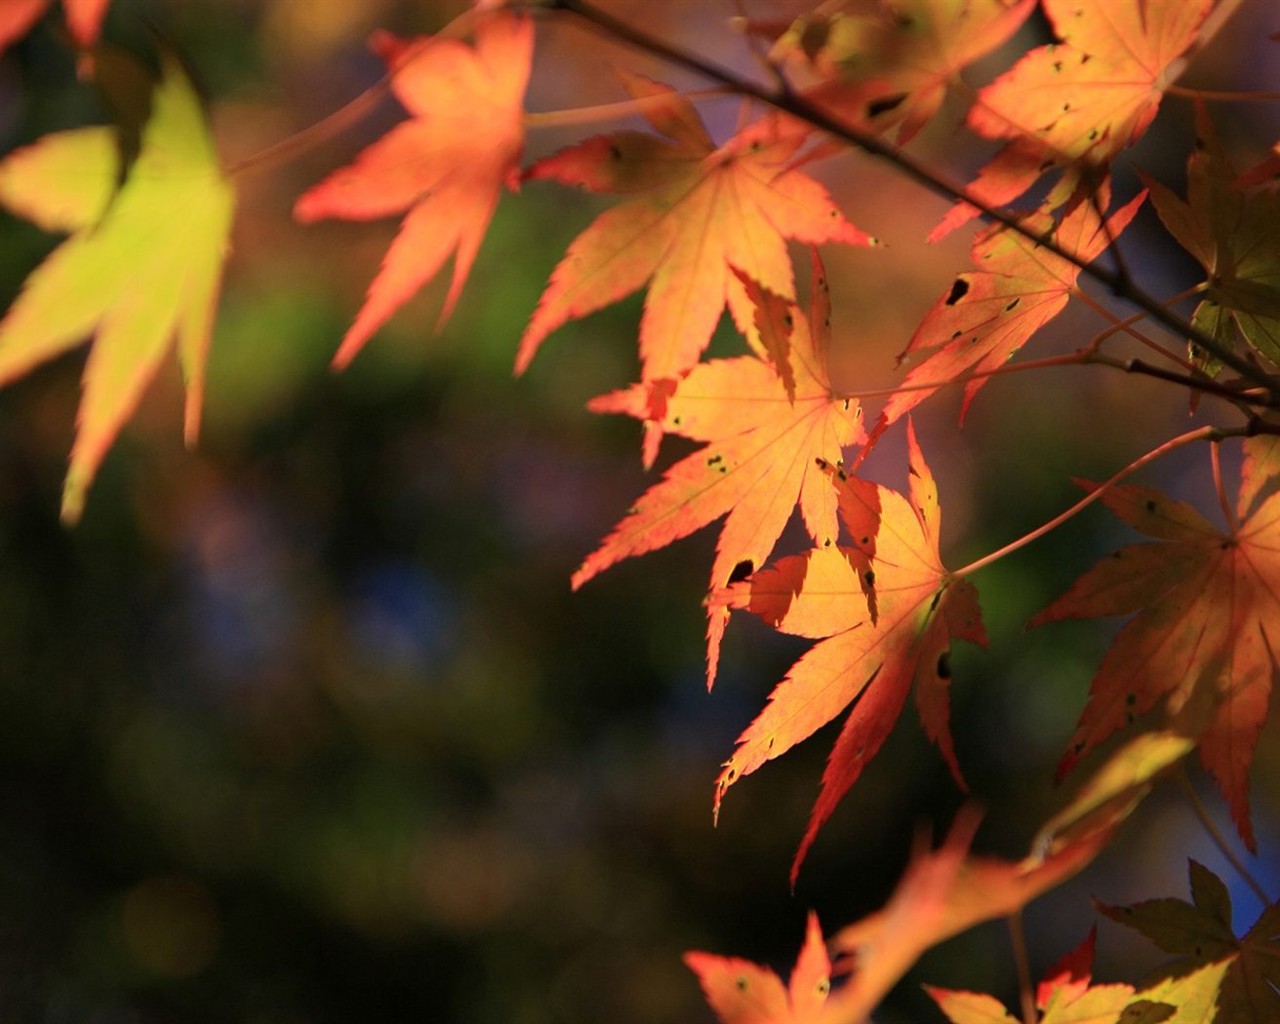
top-left (0, 51), bottom-right (235, 520)
top-left (1144, 106), bottom-right (1280, 371)
top-left (1099, 860), bottom-right (1280, 1024)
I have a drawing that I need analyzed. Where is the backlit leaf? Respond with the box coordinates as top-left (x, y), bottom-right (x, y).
top-left (517, 76), bottom-right (872, 382)
top-left (294, 12), bottom-right (533, 367)
top-left (0, 51), bottom-right (235, 521)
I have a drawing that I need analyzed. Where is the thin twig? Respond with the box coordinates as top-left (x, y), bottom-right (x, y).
top-left (1007, 912), bottom-right (1037, 1024)
top-left (1175, 768), bottom-right (1272, 906)
top-left (544, 0), bottom-right (1279, 402)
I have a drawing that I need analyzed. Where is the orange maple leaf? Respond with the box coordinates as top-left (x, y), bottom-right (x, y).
top-left (516, 75), bottom-right (872, 382)
top-left (1030, 435), bottom-right (1280, 852)
top-left (777, 0), bottom-right (1035, 145)
top-left (294, 13), bottom-right (532, 368)
top-left (0, 0), bottom-right (109, 52)
top-left (824, 798), bottom-right (1126, 1022)
top-left (873, 187), bottom-right (1145, 439)
top-left (935, 0), bottom-right (1213, 238)
top-left (684, 911), bottom-right (833, 1024)
top-left (713, 421), bottom-right (986, 880)
top-left (574, 253), bottom-right (866, 689)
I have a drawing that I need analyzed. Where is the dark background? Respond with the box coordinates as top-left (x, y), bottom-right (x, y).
top-left (0, 1), bottom-right (1277, 1021)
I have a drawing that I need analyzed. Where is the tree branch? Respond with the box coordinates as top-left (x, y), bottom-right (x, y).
top-left (544, 0), bottom-right (1279, 401)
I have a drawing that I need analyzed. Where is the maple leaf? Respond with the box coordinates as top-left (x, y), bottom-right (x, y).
top-left (0, 50), bottom-right (235, 521)
top-left (1029, 435), bottom-right (1280, 851)
top-left (936, 0), bottom-right (1212, 237)
top-left (1145, 106), bottom-right (1280, 369)
top-left (775, 0), bottom-right (1035, 145)
top-left (1098, 859), bottom-right (1280, 1023)
top-left (712, 420), bottom-right (986, 879)
top-left (684, 911), bottom-right (833, 1024)
top-left (874, 187), bottom-right (1145, 439)
top-left (927, 929), bottom-right (1145, 1024)
top-left (574, 253), bottom-right (866, 689)
top-left (294, 12), bottom-right (532, 368)
top-left (516, 75), bottom-right (873, 382)
top-left (825, 795), bottom-right (1134, 1023)
top-left (0, 0), bottom-right (110, 53)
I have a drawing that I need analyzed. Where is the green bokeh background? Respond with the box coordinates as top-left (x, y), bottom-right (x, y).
top-left (1, 2), bottom-right (1277, 1022)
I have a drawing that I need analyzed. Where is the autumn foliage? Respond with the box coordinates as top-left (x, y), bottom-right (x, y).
top-left (1, 0), bottom-right (1278, 1020)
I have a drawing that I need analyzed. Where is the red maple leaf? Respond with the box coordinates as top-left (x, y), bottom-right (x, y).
top-left (294, 12), bottom-right (532, 368)
top-left (935, 0), bottom-right (1212, 238)
top-left (517, 75), bottom-right (872, 382)
top-left (575, 253), bottom-right (866, 688)
top-left (1030, 435), bottom-right (1280, 851)
top-left (713, 421), bottom-right (986, 880)
top-left (684, 911), bottom-right (833, 1024)
top-left (873, 187), bottom-right (1145, 440)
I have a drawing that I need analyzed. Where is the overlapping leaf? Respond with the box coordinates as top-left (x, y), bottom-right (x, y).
top-left (685, 911), bottom-right (833, 1024)
top-left (294, 13), bottom-right (532, 367)
top-left (575, 254), bottom-right (866, 688)
top-left (517, 75), bottom-right (872, 382)
top-left (1099, 860), bottom-right (1280, 1023)
top-left (1030, 435), bottom-right (1280, 851)
top-left (712, 421), bottom-right (986, 879)
top-left (872, 188), bottom-right (1144, 443)
top-left (936, 0), bottom-right (1212, 238)
top-left (825, 795), bottom-right (1134, 1023)
top-left (927, 929), bottom-right (1144, 1024)
top-left (774, 0), bottom-right (1035, 144)
top-left (1145, 107), bottom-right (1280, 369)
top-left (0, 52), bottom-right (235, 521)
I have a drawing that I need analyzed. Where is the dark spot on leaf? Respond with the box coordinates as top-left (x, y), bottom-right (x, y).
top-left (951, 330), bottom-right (963, 340)
top-left (937, 651), bottom-right (951, 679)
top-left (784, 312), bottom-right (794, 328)
top-left (867, 92), bottom-right (907, 118)
top-left (1004, 297), bottom-right (1020, 312)
top-left (1052, 59), bottom-right (1063, 72)
top-left (707, 453), bottom-right (723, 467)
top-left (728, 560), bottom-right (754, 584)
top-left (1087, 128), bottom-right (1099, 141)
top-left (815, 457), bottom-right (828, 468)
top-left (860, 536), bottom-right (870, 545)
top-left (1145, 499), bottom-right (1157, 512)
top-left (945, 278), bottom-right (970, 305)
top-left (609, 143), bottom-right (622, 160)
top-left (672, 415), bottom-right (682, 426)
top-left (929, 592), bottom-right (941, 612)
top-left (1126, 693), bottom-right (1137, 707)
top-left (736, 976), bottom-right (749, 992)
top-left (864, 570), bottom-right (875, 586)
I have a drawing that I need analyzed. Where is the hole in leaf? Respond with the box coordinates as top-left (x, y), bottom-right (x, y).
top-left (945, 278), bottom-right (970, 305)
top-left (728, 559), bottom-right (754, 584)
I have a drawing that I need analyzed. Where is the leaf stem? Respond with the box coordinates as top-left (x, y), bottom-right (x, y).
top-left (1175, 768), bottom-right (1272, 906)
top-left (1166, 85), bottom-right (1280, 102)
top-left (226, 3), bottom-right (489, 177)
top-left (1210, 440), bottom-right (1239, 532)
top-left (524, 87), bottom-right (730, 129)
top-left (1007, 912), bottom-right (1037, 1024)
top-left (226, 81), bottom-right (390, 178)
top-left (544, 0), bottom-right (1280, 402)
top-left (952, 426), bottom-right (1225, 578)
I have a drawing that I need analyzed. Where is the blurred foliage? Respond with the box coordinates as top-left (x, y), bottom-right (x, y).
top-left (0, 1), bottom-right (1278, 1023)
